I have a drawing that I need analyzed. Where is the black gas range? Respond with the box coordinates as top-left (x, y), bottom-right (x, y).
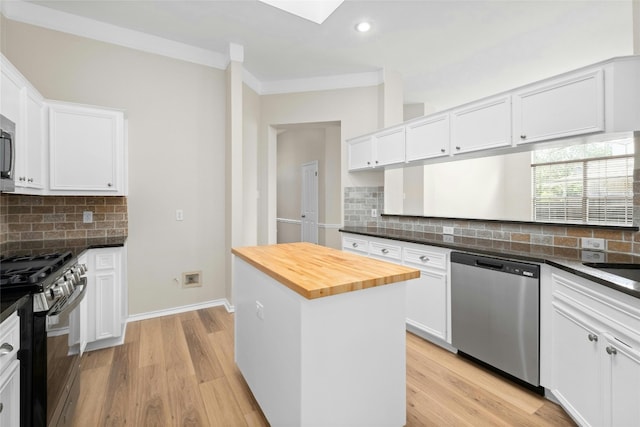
top-left (0, 252), bottom-right (88, 427)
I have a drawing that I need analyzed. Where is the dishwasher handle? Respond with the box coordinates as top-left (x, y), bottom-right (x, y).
top-left (475, 259), bottom-right (504, 271)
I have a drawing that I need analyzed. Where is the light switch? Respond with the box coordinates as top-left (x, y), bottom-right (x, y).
top-left (176, 209), bottom-right (184, 221)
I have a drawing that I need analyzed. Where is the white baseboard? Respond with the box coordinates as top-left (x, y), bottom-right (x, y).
top-left (126, 298), bottom-right (234, 323)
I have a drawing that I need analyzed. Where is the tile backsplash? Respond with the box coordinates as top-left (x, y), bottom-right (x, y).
top-left (344, 186), bottom-right (640, 257)
top-left (0, 193), bottom-right (128, 245)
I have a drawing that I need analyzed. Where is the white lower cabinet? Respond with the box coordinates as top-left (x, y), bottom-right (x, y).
top-left (0, 313), bottom-right (20, 427)
top-left (549, 270), bottom-right (640, 427)
top-left (72, 245), bottom-right (127, 352)
top-left (341, 233), bottom-right (451, 345)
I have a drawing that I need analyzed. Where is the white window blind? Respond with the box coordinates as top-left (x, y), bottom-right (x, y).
top-left (532, 141), bottom-right (634, 225)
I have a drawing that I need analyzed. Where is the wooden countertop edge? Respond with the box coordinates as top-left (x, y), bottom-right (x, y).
top-left (232, 244), bottom-right (420, 300)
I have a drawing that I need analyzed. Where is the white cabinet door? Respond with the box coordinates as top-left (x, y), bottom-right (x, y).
top-left (94, 251), bottom-right (121, 341)
top-left (513, 69), bottom-right (604, 145)
top-left (406, 270), bottom-right (447, 341)
top-left (0, 63), bottom-right (22, 124)
top-left (347, 135), bottom-right (373, 170)
top-left (450, 95), bottom-right (511, 154)
top-left (17, 88), bottom-right (45, 190)
top-left (405, 114), bottom-right (450, 162)
top-left (551, 304), bottom-right (602, 427)
top-left (49, 102), bottom-right (125, 194)
top-left (0, 360), bottom-right (20, 427)
top-left (373, 126), bottom-right (405, 167)
top-left (606, 336), bottom-right (640, 427)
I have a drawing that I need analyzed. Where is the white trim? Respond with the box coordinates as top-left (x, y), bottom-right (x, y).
top-left (277, 217), bottom-right (342, 229)
top-left (260, 70), bottom-right (384, 95)
top-left (2, 0), bottom-right (228, 69)
top-left (126, 298), bottom-right (234, 323)
top-left (243, 69), bottom-right (263, 94)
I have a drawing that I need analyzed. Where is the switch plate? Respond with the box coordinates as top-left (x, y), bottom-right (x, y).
top-left (371, 209), bottom-right (377, 217)
top-left (443, 226), bottom-right (454, 235)
top-left (581, 237), bottom-right (605, 250)
top-left (176, 209), bottom-right (184, 221)
top-left (82, 211), bottom-right (93, 223)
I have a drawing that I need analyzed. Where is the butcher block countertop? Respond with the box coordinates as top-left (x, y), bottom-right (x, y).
top-left (231, 242), bottom-right (420, 300)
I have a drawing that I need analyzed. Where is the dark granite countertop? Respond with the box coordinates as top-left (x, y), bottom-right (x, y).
top-left (340, 227), bottom-right (640, 299)
top-left (0, 236), bottom-right (127, 320)
top-left (1, 236), bottom-right (127, 259)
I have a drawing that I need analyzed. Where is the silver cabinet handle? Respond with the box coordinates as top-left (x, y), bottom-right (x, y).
top-left (520, 134), bottom-right (527, 139)
top-left (352, 242), bottom-right (358, 248)
top-left (606, 346), bottom-right (618, 355)
top-left (381, 248), bottom-right (389, 254)
top-left (440, 148), bottom-right (445, 153)
top-left (455, 146), bottom-right (461, 150)
top-left (0, 343), bottom-right (14, 355)
top-left (588, 333), bottom-right (598, 342)
top-left (419, 255), bottom-right (430, 262)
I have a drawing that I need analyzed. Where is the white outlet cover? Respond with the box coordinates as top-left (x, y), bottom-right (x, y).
top-left (82, 211), bottom-right (93, 223)
top-left (443, 226), bottom-right (454, 235)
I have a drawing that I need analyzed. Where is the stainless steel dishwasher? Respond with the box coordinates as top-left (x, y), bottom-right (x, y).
top-left (451, 251), bottom-right (541, 390)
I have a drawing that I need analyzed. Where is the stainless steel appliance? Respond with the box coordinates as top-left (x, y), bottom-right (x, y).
top-left (0, 114), bottom-right (16, 192)
top-left (451, 251), bottom-right (541, 390)
top-left (0, 252), bottom-right (88, 426)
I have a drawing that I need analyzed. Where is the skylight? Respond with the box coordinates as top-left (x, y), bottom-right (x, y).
top-left (258, 0), bottom-right (344, 24)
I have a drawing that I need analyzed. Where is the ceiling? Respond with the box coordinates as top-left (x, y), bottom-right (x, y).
top-left (10, 0), bottom-right (637, 111)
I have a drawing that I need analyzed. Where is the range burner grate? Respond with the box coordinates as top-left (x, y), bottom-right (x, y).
top-left (0, 252), bottom-right (73, 287)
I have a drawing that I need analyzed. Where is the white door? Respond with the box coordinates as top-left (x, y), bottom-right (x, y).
top-left (301, 161), bottom-right (318, 244)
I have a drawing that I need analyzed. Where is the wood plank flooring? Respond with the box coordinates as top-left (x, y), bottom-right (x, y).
top-left (72, 306), bottom-right (575, 426)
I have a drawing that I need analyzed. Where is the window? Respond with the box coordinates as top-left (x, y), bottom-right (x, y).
top-left (531, 139), bottom-right (634, 225)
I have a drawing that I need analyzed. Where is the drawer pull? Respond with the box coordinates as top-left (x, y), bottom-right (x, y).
top-left (419, 255), bottom-right (430, 262)
top-left (606, 346), bottom-right (618, 356)
top-left (381, 248), bottom-right (389, 254)
top-left (352, 242), bottom-right (358, 248)
top-left (587, 333), bottom-right (598, 342)
top-left (0, 343), bottom-right (14, 355)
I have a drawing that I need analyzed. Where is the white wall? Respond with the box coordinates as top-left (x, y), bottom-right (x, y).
top-left (3, 19), bottom-right (228, 315)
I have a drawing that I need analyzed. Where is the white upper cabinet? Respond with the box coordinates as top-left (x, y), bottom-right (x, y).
top-left (373, 125), bottom-right (405, 167)
top-left (48, 101), bottom-right (126, 195)
top-left (0, 61), bottom-right (22, 124)
top-left (347, 135), bottom-right (373, 170)
top-left (405, 114), bottom-right (450, 162)
top-left (450, 95), bottom-right (511, 154)
top-left (513, 69), bottom-right (604, 144)
top-left (16, 88), bottom-right (46, 190)
top-left (348, 126), bottom-right (405, 171)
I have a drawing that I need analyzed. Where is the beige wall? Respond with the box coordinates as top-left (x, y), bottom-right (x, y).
top-left (3, 19), bottom-right (228, 315)
top-left (258, 87), bottom-right (385, 244)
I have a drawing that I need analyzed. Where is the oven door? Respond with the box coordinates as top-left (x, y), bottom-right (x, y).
top-left (45, 277), bottom-right (87, 427)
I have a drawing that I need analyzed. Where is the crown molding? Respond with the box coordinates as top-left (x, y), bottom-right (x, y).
top-left (2, 0), bottom-right (229, 69)
top-left (2, 0), bottom-right (384, 95)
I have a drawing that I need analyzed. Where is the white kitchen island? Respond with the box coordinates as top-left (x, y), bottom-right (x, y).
top-left (232, 242), bottom-right (420, 427)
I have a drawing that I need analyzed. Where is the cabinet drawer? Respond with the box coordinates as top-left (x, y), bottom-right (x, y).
top-left (95, 252), bottom-right (117, 270)
top-left (369, 241), bottom-right (401, 262)
top-left (403, 247), bottom-right (447, 271)
top-left (0, 313), bottom-right (19, 372)
top-left (342, 237), bottom-right (368, 254)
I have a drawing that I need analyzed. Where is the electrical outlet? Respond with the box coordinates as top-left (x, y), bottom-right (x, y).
top-left (82, 211), bottom-right (93, 223)
top-left (256, 301), bottom-right (264, 320)
top-left (371, 209), bottom-right (377, 217)
top-left (581, 237), bottom-right (605, 250)
top-left (581, 250), bottom-right (605, 262)
top-left (443, 235), bottom-right (454, 243)
top-left (176, 209), bottom-right (184, 221)
top-left (443, 226), bottom-right (454, 235)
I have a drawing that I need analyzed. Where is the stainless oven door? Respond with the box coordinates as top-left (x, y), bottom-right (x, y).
top-left (46, 278), bottom-right (87, 427)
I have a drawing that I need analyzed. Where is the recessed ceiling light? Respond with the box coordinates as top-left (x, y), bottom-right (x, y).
top-left (355, 22), bottom-right (371, 33)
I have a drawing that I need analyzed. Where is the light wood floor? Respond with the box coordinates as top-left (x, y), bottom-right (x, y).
top-left (72, 306), bottom-right (575, 426)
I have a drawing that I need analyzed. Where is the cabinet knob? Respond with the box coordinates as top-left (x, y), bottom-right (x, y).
top-left (352, 242), bottom-right (358, 248)
top-left (19, 177), bottom-right (25, 181)
top-left (27, 178), bottom-right (33, 183)
top-left (0, 342), bottom-right (13, 355)
top-left (381, 248), bottom-right (389, 254)
top-left (419, 255), bottom-right (430, 262)
top-left (520, 134), bottom-right (526, 139)
top-left (375, 160), bottom-right (379, 164)
top-left (606, 346), bottom-right (618, 355)
top-left (455, 146), bottom-right (461, 150)
top-left (588, 333), bottom-right (598, 342)
top-left (107, 183), bottom-right (113, 187)
top-left (367, 161), bottom-right (371, 165)
top-left (301, 215), bottom-right (306, 218)
top-left (440, 148), bottom-right (445, 153)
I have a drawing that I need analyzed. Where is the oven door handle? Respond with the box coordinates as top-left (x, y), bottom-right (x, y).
top-left (48, 279), bottom-right (88, 325)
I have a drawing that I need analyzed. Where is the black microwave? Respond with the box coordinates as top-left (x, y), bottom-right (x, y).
top-left (0, 114), bottom-right (15, 192)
